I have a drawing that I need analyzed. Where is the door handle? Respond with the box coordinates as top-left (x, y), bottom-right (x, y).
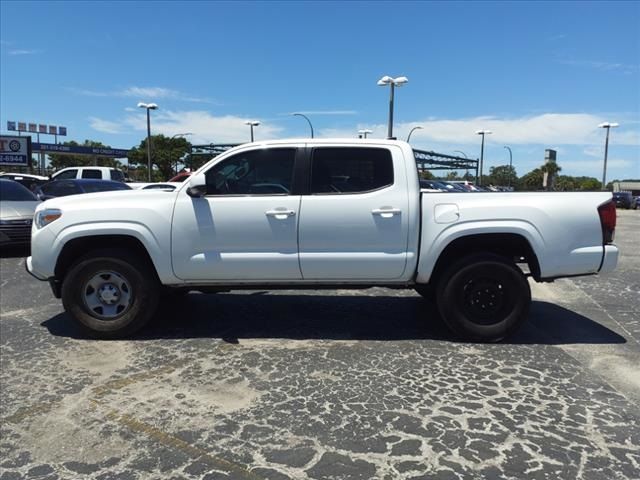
top-left (371, 208), bottom-right (401, 218)
top-left (265, 209), bottom-right (296, 219)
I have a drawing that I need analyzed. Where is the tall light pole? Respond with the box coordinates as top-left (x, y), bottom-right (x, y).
top-left (358, 129), bottom-right (372, 139)
top-left (503, 145), bottom-right (513, 188)
top-left (407, 126), bottom-right (423, 143)
top-left (377, 75), bottom-right (408, 139)
top-left (475, 130), bottom-right (492, 186)
top-left (244, 120), bottom-right (260, 142)
top-left (598, 122), bottom-right (619, 190)
top-left (138, 102), bottom-right (158, 181)
top-left (292, 113), bottom-right (314, 138)
top-left (171, 133), bottom-right (192, 174)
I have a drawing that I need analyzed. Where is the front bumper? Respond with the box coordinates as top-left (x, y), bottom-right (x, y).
top-left (25, 257), bottom-right (61, 298)
top-left (25, 256), bottom-right (48, 280)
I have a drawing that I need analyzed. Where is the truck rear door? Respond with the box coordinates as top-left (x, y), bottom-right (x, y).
top-left (298, 145), bottom-right (410, 280)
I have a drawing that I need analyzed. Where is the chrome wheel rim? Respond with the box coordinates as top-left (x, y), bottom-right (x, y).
top-left (83, 270), bottom-right (132, 320)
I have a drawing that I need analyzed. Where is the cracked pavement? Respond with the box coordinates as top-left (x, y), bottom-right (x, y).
top-left (1, 210), bottom-right (638, 480)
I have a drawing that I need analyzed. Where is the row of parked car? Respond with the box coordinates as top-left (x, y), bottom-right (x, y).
top-left (0, 167), bottom-right (184, 248)
top-left (419, 179), bottom-right (512, 192)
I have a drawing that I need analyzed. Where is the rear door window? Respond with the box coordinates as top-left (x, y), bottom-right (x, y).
top-left (82, 169), bottom-right (103, 179)
top-left (310, 147), bottom-right (394, 194)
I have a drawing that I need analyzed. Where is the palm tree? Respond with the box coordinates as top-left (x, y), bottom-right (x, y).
top-left (540, 162), bottom-right (562, 191)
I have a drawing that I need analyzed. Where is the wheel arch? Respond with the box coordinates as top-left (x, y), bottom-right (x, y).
top-left (421, 232), bottom-right (541, 287)
top-left (55, 234), bottom-right (160, 283)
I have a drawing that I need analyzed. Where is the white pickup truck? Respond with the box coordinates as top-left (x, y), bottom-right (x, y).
top-left (27, 139), bottom-right (619, 341)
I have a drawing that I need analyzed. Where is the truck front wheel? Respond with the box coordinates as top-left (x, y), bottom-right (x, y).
top-left (61, 249), bottom-right (160, 339)
top-left (436, 253), bottom-right (530, 342)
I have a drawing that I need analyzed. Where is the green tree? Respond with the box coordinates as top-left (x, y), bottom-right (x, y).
top-left (128, 135), bottom-right (192, 181)
top-left (48, 140), bottom-right (123, 171)
top-left (488, 164), bottom-right (517, 187)
top-left (575, 177), bottom-right (601, 191)
top-left (418, 170), bottom-right (435, 180)
top-left (555, 175), bottom-right (576, 191)
top-left (518, 168), bottom-right (544, 191)
top-left (183, 153), bottom-right (212, 172)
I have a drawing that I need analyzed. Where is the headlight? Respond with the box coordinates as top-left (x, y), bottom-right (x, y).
top-left (35, 209), bottom-right (62, 229)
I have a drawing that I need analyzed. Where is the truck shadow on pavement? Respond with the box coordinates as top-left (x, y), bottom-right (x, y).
top-left (0, 246), bottom-right (29, 258)
top-left (41, 293), bottom-right (627, 345)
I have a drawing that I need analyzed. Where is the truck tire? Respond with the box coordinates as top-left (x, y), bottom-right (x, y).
top-left (61, 248), bottom-right (160, 339)
top-left (435, 253), bottom-right (530, 342)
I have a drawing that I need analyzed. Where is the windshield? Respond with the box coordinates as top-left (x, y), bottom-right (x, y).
top-left (0, 180), bottom-right (38, 201)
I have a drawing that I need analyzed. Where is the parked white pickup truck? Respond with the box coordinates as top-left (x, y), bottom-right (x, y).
top-left (27, 139), bottom-right (619, 341)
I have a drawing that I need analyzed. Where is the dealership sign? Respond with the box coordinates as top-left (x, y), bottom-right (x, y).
top-left (32, 143), bottom-right (130, 158)
top-left (0, 135), bottom-right (32, 166)
top-left (7, 121), bottom-right (67, 136)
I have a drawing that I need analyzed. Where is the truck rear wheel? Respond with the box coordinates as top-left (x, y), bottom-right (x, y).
top-left (61, 248), bottom-right (159, 339)
top-left (436, 253), bottom-right (530, 342)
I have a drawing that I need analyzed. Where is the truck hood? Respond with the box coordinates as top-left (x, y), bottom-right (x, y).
top-left (36, 189), bottom-right (179, 213)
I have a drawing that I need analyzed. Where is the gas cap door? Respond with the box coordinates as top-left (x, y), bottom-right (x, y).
top-left (434, 203), bottom-right (460, 224)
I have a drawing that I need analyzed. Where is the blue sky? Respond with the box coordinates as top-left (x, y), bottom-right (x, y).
top-left (1, 0), bottom-right (639, 180)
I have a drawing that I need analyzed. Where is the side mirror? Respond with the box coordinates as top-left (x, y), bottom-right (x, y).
top-left (186, 172), bottom-right (207, 198)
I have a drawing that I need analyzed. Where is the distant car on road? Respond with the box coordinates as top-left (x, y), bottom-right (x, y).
top-left (612, 191), bottom-right (637, 209)
top-left (0, 179), bottom-right (40, 247)
top-left (35, 179), bottom-right (131, 200)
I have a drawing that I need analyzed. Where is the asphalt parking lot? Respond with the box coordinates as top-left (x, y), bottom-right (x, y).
top-left (1, 210), bottom-right (639, 480)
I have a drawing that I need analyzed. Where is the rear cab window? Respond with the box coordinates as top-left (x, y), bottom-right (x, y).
top-left (310, 147), bottom-right (394, 194)
top-left (81, 169), bottom-right (103, 179)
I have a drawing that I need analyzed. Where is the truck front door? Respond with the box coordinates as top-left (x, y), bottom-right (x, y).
top-left (171, 146), bottom-right (303, 281)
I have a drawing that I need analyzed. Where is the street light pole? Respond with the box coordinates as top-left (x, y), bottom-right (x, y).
top-left (407, 126), bottom-right (423, 143)
top-left (244, 121), bottom-right (260, 142)
top-left (292, 113), bottom-right (314, 138)
top-left (598, 122), bottom-right (619, 190)
top-left (138, 102), bottom-right (158, 182)
top-left (358, 129), bottom-right (372, 139)
top-left (503, 145), bottom-right (513, 188)
top-left (475, 130), bottom-right (492, 186)
top-left (377, 75), bottom-right (408, 139)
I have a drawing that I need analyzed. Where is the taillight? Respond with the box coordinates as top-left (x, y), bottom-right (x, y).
top-left (598, 200), bottom-right (616, 244)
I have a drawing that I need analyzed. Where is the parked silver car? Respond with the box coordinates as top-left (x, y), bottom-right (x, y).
top-left (0, 179), bottom-right (40, 247)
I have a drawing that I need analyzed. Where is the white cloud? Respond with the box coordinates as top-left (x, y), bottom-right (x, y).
top-left (319, 113), bottom-right (640, 147)
top-left (8, 49), bottom-right (42, 56)
top-left (91, 110), bottom-right (284, 144)
top-left (89, 117), bottom-right (125, 134)
top-left (558, 59), bottom-right (639, 74)
top-left (561, 158), bottom-right (636, 172)
top-left (288, 110), bottom-right (358, 116)
top-left (71, 86), bottom-right (216, 104)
